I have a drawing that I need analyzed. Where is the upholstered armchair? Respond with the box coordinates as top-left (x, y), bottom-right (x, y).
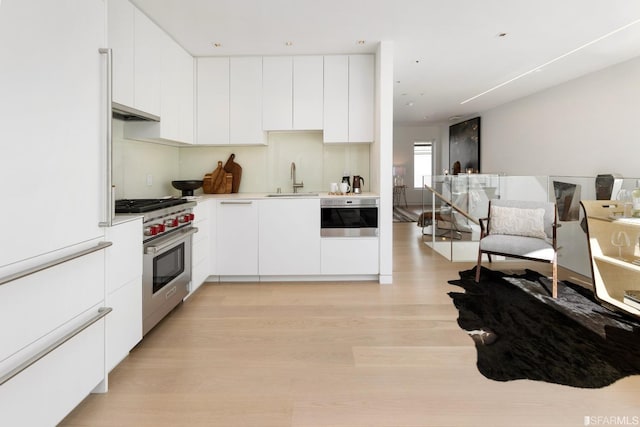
top-left (475, 199), bottom-right (559, 298)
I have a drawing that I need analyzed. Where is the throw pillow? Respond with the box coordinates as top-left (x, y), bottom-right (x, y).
top-left (489, 205), bottom-right (547, 239)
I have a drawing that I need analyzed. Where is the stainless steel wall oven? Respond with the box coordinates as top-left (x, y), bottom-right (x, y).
top-left (320, 198), bottom-right (379, 237)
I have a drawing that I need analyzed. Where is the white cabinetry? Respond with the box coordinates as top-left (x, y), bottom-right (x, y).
top-left (0, 1), bottom-right (109, 424)
top-left (196, 57), bottom-right (265, 145)
top-left (192, 200), bottom-right (212, 292)
top-left (196, 57), bottom-right (230, 145)
top-left (107, 0), bottom-right (134, 108)
top-left (230, 57), bottom-right (265, 145)
top-left (321, 238), bottom-right (379, 275)
top-left (105, 218), bottom-right (142, 373)
top-left (262, 56), bottom-right (293, 131)
top-left (133, 8), bottom-right (162, 117)
top-left (259, 199), bottom-right (321, 275)
top-left (216, 200), bottom-right (259, 276)
top-left (107, 0), bottom-right (162, 118)
top-left (262, 56), bottom-right (323, 131)
top-left (293, 56), bottom-right (324, 130)
top-left (323, 55), bottom-right (374, 143)
top-left (124, 29), bottom-right (195, 144)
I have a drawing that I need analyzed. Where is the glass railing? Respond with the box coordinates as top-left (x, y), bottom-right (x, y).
top-left (420, 174), bottom-right (640, 280)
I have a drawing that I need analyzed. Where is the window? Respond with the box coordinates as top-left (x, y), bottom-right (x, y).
top-left (413, 141), bottom-right (433, 188)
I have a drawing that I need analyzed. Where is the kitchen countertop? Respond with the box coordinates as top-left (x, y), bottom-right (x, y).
top-left (190, 192), bottom-right (379, 201)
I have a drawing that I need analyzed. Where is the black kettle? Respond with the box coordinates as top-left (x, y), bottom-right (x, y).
top-left (352, 175), bottom-right (364, 194)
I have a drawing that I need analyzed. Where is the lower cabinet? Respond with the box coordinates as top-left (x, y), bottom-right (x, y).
top-left (0, 243), bottom-right (108, 427)
top-left (105, 218), bottom-right (142, 372)
top-left (258, 199), bottom-right (320, 275)
top-left (216, 200), bottom-right (259, 276)
top-left (191, 200), bottom-right (212, 292)
top-left (321, 237), bottom-right (379, 275)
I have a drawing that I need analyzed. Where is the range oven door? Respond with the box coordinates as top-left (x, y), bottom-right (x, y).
top-left (320, 199), bottom-right (379, 237)
top-left (142, 226), bottom-right (197, 335)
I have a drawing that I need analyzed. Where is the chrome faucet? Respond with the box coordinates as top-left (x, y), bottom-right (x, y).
top-left (291, 162), bottom-right (304, 193)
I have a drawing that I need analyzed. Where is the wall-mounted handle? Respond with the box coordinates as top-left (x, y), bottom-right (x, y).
top-left (0, 307), bottom-right (112, 386)
top-left (98, 47), bottom-right (113, 227)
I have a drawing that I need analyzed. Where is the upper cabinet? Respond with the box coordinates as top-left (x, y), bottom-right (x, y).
top-left (262, 56), bottom-right (323, 131)
top-left (196, 57), bottom-right (266, 145)
top-left (108, 0), bottom-right (161, 117)
top-left (324, 54), bottom-right (374, 143)
top-left (108, 0), bottom-right (194, 144)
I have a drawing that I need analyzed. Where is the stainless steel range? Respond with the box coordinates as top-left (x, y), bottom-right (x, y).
top-left (116, 198), bottom-right (198, 335)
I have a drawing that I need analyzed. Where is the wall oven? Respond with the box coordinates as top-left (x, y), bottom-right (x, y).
top-left (320, 198), bottom-right (379, 237)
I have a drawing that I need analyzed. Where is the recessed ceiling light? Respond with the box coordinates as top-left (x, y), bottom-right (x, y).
top-left (285, 41), bottom-right (293, 46)
top-left (212, 42), bottom-right (222, 48)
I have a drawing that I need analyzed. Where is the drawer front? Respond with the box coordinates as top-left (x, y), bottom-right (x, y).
top-left (0, 317), bottom-right (106, 427)
top-left (0, 250), bottom-right (105, 362)
top-left (106, 219), bottom-right (143, 293)
top-left (192, 218), bottom-right (210, 245)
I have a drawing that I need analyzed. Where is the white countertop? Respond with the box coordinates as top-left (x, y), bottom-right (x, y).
top-left (190, 192), bottom-right (379, 201)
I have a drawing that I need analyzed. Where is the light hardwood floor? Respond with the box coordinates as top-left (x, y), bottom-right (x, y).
top-left (61, 222), bottom-right (640, 427)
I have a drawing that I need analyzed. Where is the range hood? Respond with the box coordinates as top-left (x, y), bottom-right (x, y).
top-left (112, 102), bottom-right (160, 122)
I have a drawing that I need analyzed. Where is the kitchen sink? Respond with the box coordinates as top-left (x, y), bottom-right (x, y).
top-left (266, 192), bottom-right (319, 197)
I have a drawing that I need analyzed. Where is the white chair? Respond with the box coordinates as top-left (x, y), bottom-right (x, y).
top-left (475, 199), bottom-right (559, 298)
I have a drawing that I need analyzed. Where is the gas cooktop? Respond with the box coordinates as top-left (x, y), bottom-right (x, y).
top-left (115, 198), bottom-right (189, 213)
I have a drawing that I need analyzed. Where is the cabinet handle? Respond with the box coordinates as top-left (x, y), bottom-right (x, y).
top-left (0, 307), bottom-right (112, 386)
top-left (220, 201), bottom-right (253, 205)
top-left (98, 47), bottom-right (113, 227)
top-left (0, 241), bottom-right (112, 287)
top-left (145, 227), bottom-right (198, 255)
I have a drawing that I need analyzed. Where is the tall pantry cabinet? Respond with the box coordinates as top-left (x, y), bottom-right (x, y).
top-left (0, 1), bottom-right (111, 426)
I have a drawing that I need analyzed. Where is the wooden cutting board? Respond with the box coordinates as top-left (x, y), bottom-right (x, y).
top-left (203, 161), bottom-right (231, 194)
top-left (223, 153), bottom-right (242, 193)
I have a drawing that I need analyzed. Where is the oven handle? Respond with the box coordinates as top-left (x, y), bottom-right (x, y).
top-left (144, 227), bottom-right (198, 255)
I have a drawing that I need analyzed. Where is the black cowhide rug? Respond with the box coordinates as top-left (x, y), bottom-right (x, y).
top-left (448, 267), bottom-right (640, 388)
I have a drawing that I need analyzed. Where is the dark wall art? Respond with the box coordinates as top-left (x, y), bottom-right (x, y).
top-left (449, 117), bottom-right (481, 174)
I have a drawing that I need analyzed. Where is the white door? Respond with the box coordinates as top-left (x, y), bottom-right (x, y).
top-left (0, 0), bottom-right (106, 267)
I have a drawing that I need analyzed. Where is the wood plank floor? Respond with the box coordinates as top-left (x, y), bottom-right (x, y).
top-left (61, 223), bottom-right (640, 427)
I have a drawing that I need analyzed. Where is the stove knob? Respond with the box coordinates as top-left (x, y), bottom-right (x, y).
top-left (171, 218), bottom-right (179, 227)
top-left (178, 215), bottom-right (187, 223)
top-left (144, 226), bottom-right (153, 236)
top-left (145, 225), bottom-right (160, 236)
top-left (189, 213), bottom-right (195, 221)
top-left (157, 223), bottom-right (166, 232)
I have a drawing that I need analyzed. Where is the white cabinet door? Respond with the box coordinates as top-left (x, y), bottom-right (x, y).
top-left (262, 56), bottom-right (293, 130)
top-left (160, 32), bottom-right (194, 143)
top-left (104, 218), bottom-right (142, 372)
top-left (0, 0), bottom-right (105, 267)
top-left (107, 0), bottom-right (135, 107)
top-left (348, 54), bottom-right (374, 142)
top-left (259, 199), bottom-right (321, 275)
top-left (191, 200), bottom-right (211, 292)
top-left (321, 238), bottom-right (379, 275)
top-left (216, 200), bottom-right (259, 276)
top-left (323, 55), bottom-right (349, 143)
top-left (293, 56), bottom-right (324, 130)
top-left (133, 8), bottom-right (162, 117)
top-left (196, 57), bottom-right (230, 144)
top-left (230, 57), bottom-right (265, 145)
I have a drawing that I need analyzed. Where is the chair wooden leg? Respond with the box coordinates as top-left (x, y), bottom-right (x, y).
top-left (475, 251), bottom-right (483, 283)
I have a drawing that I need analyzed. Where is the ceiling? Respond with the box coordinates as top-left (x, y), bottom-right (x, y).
top-left (131, 0), bottom-right (640, 126)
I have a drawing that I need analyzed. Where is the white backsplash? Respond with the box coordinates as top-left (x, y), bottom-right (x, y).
top-left (113, 119), bottom-right (371, 198)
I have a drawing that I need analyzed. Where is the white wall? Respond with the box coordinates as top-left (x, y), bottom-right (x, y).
top-left (481, 56), bottom-right (640, 177)
top-left (392, 125), bottom-right (441, 205)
